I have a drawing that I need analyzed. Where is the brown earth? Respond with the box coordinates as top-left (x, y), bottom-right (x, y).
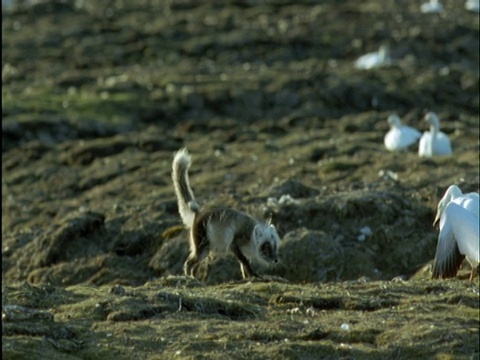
top-left (2, 0), bottom-right (479, 359)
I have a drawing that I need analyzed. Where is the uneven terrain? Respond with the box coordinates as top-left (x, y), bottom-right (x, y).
top-left (2, 0), bottom-right (479, 359)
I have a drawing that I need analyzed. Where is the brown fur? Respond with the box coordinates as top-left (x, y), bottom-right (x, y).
top-left (184, 207), bottom-right (260, 278)
top-left (172, 148), bottom-right (280, 280)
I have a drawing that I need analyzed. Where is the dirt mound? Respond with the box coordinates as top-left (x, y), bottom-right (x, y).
top-left (2, 0), bottom-right (479, 358)
top-left (2, 0), bottom-right (479, 287)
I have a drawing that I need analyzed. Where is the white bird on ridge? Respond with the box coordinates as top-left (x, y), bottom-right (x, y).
top-left (384, 114), bottom-right (421, 151)
top-left (418, 112), bottom-right (452, 157)
top-left (432, 185), bottom-right (479, 281)
top-left (465, 0), bottom-right (479, 12)
top-left (421, 0), bottom-right (443, 13)
top-left (354, 45), bottom-right (391, 70)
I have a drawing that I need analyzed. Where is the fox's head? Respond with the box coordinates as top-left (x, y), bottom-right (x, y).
top-left (253, 222), bottom-right (280, 264)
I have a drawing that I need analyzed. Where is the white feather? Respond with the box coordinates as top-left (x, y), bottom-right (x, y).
top-left (432, 185), bottom-right (479, 278)
top-left (437, 203), bottom-right (479, 267)
top-left (434, 185), bottom-right (479, 225)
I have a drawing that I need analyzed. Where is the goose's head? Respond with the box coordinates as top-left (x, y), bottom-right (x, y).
top-left (378, 44), bottom-right (391, 62)
top-left (387, 114), bottom-right (402, 128)
top-left (433, 185), bottom-right (463, 226)
top-left (424, 112), bottom-right (440, 129)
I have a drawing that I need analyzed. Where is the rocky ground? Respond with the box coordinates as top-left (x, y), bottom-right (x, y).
top-left (2, 0), bottom-right (479, 359)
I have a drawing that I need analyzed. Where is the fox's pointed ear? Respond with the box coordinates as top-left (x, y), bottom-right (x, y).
top-left (267, 217), bottom-right (277, 229)
top-left (253, 224), bottom-right (263, 245)
top-left (254, 224), bottom-right (261, 237)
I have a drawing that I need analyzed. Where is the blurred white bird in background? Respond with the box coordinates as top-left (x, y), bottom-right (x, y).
top-left (465, 0), bottom-right (479, 12)
top-left (421, 0), bottom-right (444, 13)
top-left (384, 114), bottom-right (421, 151)
top-left (418, 112), bottom-right (452, 157)
top-left (354, 44), bottom-right (391, 70)
top-left (431, 185), bottom-right (479, 281)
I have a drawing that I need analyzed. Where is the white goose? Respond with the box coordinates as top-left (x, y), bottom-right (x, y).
top-left (354, 45), bottom-right (391, 70)
top-left (384, 114), bottom-right (421, 151)
top-left (418, 112), bottom-right (452, 157)
top-left (432, 185), bottom-right (479, 281)
top-left (465, 0), bottom-right (479, 12)
top-left (421, 0), bottom-right (443, 13)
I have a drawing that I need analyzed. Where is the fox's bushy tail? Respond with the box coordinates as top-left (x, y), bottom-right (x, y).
top-left (172, 148), bottom-right (200, 228)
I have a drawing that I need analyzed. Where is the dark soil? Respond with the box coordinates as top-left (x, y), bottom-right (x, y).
top-left (2, 0), bottom-right (479, 359)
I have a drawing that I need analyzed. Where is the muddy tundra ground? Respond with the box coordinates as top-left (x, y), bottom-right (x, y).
top-left (2, 0), bottom-right (479, 359)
